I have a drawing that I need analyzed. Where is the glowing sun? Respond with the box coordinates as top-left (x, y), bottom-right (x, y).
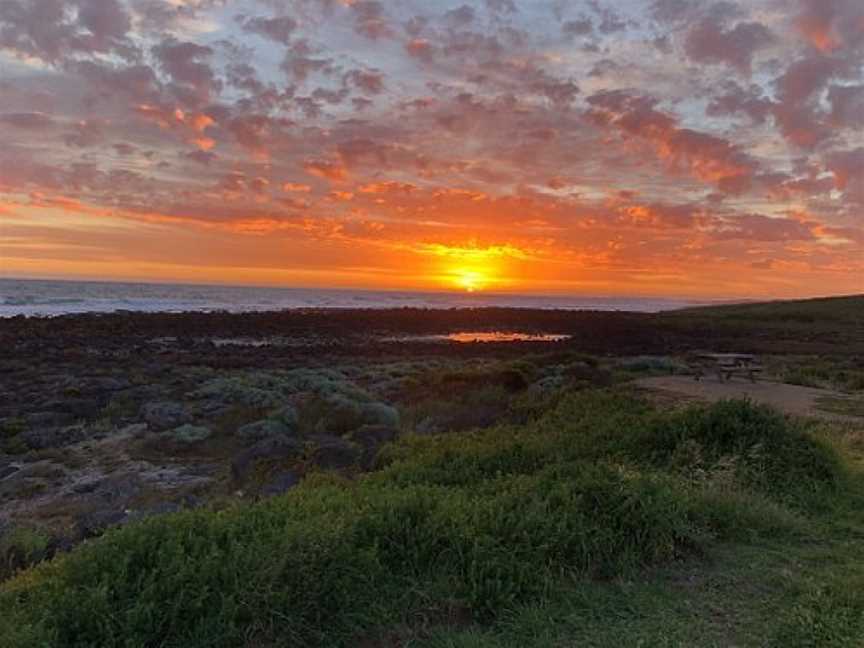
top-left (454, 269), bottom-right (487, 292)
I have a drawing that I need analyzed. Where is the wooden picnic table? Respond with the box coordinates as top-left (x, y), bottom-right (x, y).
top-left (688, 353), bottom-right (764, 383)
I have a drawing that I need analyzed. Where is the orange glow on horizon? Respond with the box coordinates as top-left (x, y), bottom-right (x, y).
top-left (420, 243), bottom-right (529, 292)
top-left (2, 193), bottom-right (862, 301)
top-left (452, 269), bottom-right (487, 292)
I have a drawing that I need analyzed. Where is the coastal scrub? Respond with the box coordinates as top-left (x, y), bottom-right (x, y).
top-left (0, 394), bottom-right (848, 647)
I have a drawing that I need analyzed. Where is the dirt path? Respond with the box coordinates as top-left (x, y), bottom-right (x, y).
top-left (635, 375), bottom-right (864, 423)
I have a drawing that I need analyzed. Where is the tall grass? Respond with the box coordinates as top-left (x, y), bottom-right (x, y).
top-left (0, 393), bottom-right (847, 647)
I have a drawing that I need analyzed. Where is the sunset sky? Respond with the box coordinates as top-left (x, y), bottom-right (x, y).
top-left (0, 0), bottom-right (862, 298)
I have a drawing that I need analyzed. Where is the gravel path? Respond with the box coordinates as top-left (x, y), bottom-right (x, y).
top-left (635, 375), bottom-right (864, 423)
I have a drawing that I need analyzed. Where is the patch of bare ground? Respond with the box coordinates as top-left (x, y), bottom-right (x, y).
top-left (635, 375), bottom-right (864, 423)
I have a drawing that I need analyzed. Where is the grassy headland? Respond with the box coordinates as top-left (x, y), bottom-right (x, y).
top-left (0, 294), bottom-right (862, 646)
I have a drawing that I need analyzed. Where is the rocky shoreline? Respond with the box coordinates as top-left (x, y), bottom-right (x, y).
top-left (1, 304), bottom-right (858, 577)
top-left (0, 309), bottom-right (580, 567)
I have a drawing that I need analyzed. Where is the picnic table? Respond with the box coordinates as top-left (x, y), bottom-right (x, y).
top-left (687, 353), bottom-right (764, 383)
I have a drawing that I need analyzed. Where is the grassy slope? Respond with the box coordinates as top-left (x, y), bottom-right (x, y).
top-left (421, 454), bottom-right (864, 647)
top-left (1, 392), bottom-right (860, 647)
top-left (658, 295), bottom-right (864, 355)
top-left (676, 294), bottom-right (864, 322)
top-left (422, 297), bottom-right (864, 646)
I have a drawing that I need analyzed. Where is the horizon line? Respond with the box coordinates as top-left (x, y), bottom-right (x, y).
top-left (2, 274), bottom-right (862, 305)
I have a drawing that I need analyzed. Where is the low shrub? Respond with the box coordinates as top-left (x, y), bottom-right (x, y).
top-left (778, 358), bottom-right (864, 393)
top-left (643, 399), bottom-right (845, 502)
top-left (401, 384), bottom-right (514, 435)
top-left (0, 393), bottom-right (847, 647)
top-left (0, 465), bottom-right (703, 647)
top-left (0, 526), bottom-right (51, 583)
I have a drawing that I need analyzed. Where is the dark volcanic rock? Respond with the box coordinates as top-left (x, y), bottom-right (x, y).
top-left (0, 464), bottom-right (20, 480)
top-left (309, 434), bottom-right (360, 470)
top-left (21, 424), bottom-right (86, 450)
top-left (140, 401), bottom-right (190, 431)
top-left (87, 377), bottom-right (132, 393)
top-left (231, 436), bottom-right (304, 482)
top-left (193, 399), bottom-right (232, 418)
top-left (24, 411), bottom-right (75, 428)
top-left (43, 398), bottom-right (101, 418)
top-left (236, 419), bottom-right (293, 443)
top-left (113, 384), bottom-right (167, 406)
top-left (72, 480), bottom-right (102, 494)
top-left (95, 476), bottom-right (142, 503)
top-left (261, 471), bottom-right (301, 497)
top-left (76, 510), bottom-right (130, 538)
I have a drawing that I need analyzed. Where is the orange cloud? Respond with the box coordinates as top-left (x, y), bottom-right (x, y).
top-left (304, 160), bottom-right (348, 182)
top-left (359, 181), bottom-right (418, 194)
top-left (283, 183), bottom-right (312, 193)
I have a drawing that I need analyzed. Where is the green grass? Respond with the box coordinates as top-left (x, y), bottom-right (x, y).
top-left (661, 295), bottom-right (864, 355)
top-left (0, 392), bottom-right (858, 647)
top-left (768, 355), bottom-right (864, 393)
top-left (674, 295), bottom-right (864, 325)
top-left (0, 526), bottom-right (51, 583)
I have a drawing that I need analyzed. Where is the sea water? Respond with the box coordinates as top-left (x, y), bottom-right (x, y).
top-left (0, 278), bottom-right (706, 317)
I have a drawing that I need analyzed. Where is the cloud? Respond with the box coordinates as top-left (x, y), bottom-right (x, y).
top-left (770, 54), bottom-right (855, 146)
top-left (794, 0), bottom-right (864, 53)
top-left (359, 181), bottom-right (418, 195)
top-left (683, 16), bottom-right (772, 74)
top-left (72, 61), bottom-right (163, 103)
top-left (281, 39), bottom-right (337, 82)
top-left (152, 38), bottom-right (220, 106)
top-left (825, 148), bottom-right (864, 203)
top-left (444, 5), bottom-right (476, 28)
top-left (0, 112), bottom-right (54, 129)
top-left (224, 115), bottom-right (275, 154)
top-left (185, 149), bottom-right (217, 165)
top-left (113, 143), bottom-right (137, 156)
top-left (404, 37), bottom-right (435, 61)
top-left (0, 0), bottom-right (134, 63)
top-left (563, 18), bottom-right (593, 38)
top-left (283, 183), bottom-right (312, 193)
top-left (614, 201), bottom-right (697, 229)
top-left (588, 1), bottom-right (630, 34)
top-left (585, 90), bottom-right (758, 192)
top-left (344, 69), bottom-right (385, 94)
top-left (304, 160), bottom-right (348, 182)
top-left (238, 14), bottom-right (298, 44)
top-left (827, 84), bottom-right (864, 128)
top-left (706, 81), bottom-right (773, 124)
top-left (650, 0), bottom-right (694, 24)
top-left (775, 55), bottom-right (851, 104)
top-left (1, 0), bottom-right (860, 297)
top-left (351, 1), bottom-right (392, 40)
top-left (63, 120), bottom-right (106, 148)
top-left (336, 138), bottom-right (395, 168)
top-left (485, 0), bottom-right (517, 14)
top-left (711, 213), bottom-right (817, 242)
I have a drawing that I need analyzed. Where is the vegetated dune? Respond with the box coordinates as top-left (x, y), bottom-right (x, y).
top-left (672, 294), bottom-right (864, 323)
top-left (0, 393), bottom-right (847, 647)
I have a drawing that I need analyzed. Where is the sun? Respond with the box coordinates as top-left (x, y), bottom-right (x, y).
top-left (426, 244), bottom-right (519, 292)
top-left (454, 269), bottom-right (487, 292)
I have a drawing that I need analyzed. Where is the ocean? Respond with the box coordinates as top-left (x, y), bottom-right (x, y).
top-left (0, 278), bottom-right (706, 317)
